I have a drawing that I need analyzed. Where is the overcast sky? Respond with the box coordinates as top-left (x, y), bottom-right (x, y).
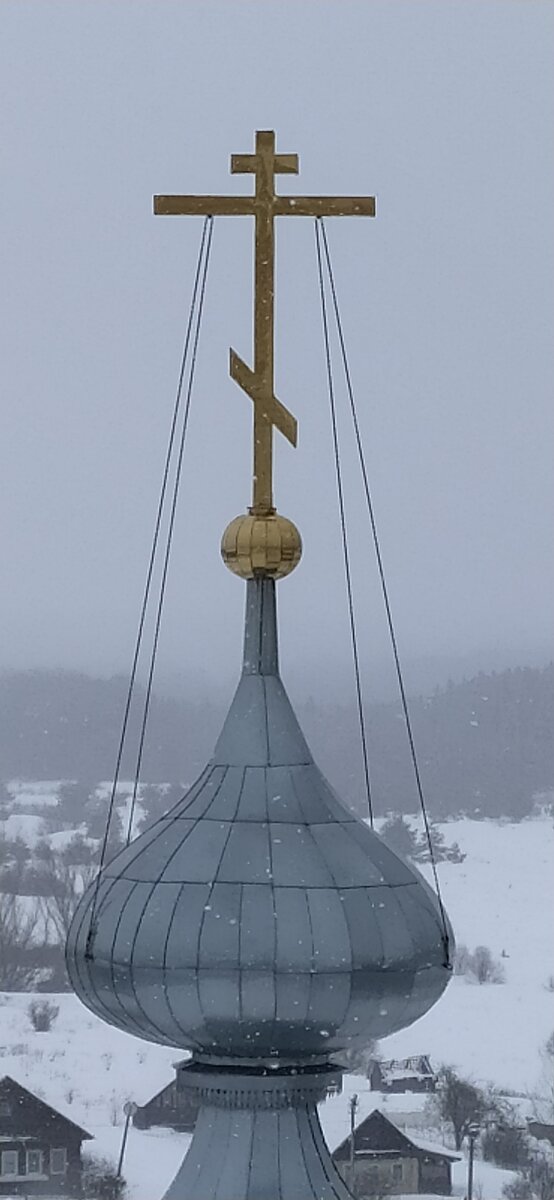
top-left (1, 1), bottom-right (552, 700)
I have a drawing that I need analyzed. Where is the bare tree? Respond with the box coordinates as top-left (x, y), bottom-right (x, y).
top-left (503, 1153), bottom-right (554, 1200)
top-left (0, 893), bottom-right (44, 990)
top-left (481, 1119), bottom-right (531, 1171)
top-left (433, 1066), bottom-right (491, 1150)
top-left (528, 1032), bottom-right (554, 1124)
top-left (82, 1153), bottom-right (127, 1199)
top-left (453, 943), bottom-right (505, 984)
top-left (39, 846), bottom-right (97, 941)
top-left (28, 999), bottom-right (59, 1031)
top-left (453, 943), bottom-right (472, 976)
top-left (471, 945), bottom-right (505, 985)
top-left (0, 833), bottom-right (31, 869)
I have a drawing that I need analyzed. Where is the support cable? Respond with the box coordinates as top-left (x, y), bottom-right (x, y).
top-left (314, 219), bottom-right (374, 829)
top-left (85, 216), bottom-right (213, 957)
top-left (318, 218), bottom-right (452, 969)
top-left (125, 216), bottom-right (214, 845)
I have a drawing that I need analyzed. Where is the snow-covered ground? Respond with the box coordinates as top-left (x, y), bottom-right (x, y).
top-left (374, 816), bottom-right (554, 1094)
top-left (7, 781), bottom-right (62, 808)
top-left (1, 813), bottom-right (553, 1199)
top-left (2, 811), bottom-right (48, 845)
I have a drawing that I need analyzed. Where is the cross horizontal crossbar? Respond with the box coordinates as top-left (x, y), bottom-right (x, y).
top-left (231, 153), bottom-right (299, 175)
top-left (154, 195), bottom-right (376, 217)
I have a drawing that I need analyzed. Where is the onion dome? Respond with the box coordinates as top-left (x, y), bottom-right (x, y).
top-left (66, 577), bottom-right (453, 1060)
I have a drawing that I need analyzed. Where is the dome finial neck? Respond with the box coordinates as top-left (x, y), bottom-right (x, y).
top-left (243, 577), bottom-right (279, 675)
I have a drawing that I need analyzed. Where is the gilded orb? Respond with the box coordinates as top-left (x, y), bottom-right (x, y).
top-left (221, 510), bottom-right (302, 579)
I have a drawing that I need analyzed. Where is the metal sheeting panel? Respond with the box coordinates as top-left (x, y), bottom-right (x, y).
top-left (160, 821), bottom-right (230, 883)
top-left (86, 878), bottom-right (136, 960)
top-left (218, 822), bottom-right (272, 884)
top-left (340, 887), bottom-right (385, 969)
top-left (173, 766), bottom-right (231, 821)
top-left (240, 968), bottom-right (277, 1024)
top-left (274, 887), bottom-right (313, 971)
top-left (234, 766), bottom-right (268, 821)
top-left (198, 971), bottom-right (241, 1026)
top-left (307, 972), bottom-right (352, 1030)
top-left (164, 883), bottom-right (211, 969)
top-left (372, 886), bottom-right (420, 967)
top-left (343, 818), bottom-right (417, 885)
top-left (102, 823), bottom-right (171, 879)
top-left (265, 764), bottom-right (306, 822)
top-left (394, 882), bottom-right (446, 961)
top-left (199, 882), bottom-right (241, 965)
top-left (213, 675), bottom-right (270, 766)
top-left (239, 884), bottom-right (276, 969)
top-left (113, 882), bottom-right (154, 965)
top-left (201, 766), bottom-right (245, 820)
top-left (269, 823), bottom-right (336, 887)
top-left (309, 821), bottom-right (387, 886)
top-left (162, 766), bottom-right (223, 821)
top-left (275, 971), bottom-right (312, 1025)
top-left (264, 676), bottom-right (313, 766)
top-left (107, 823), bottom-right (193, 883)
top-left (306, 889), bottom-right (352, 971)
top-left (291, 763), bottom-right (352, 824)
top-left (127, 880), bottom-right (182, 969)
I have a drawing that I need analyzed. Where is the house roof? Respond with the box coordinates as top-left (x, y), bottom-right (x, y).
top-left (333, 1109), bottom-right (459, 1163)
top-left (376, 1056), bottom-right (435, 1079)
top-left (0, 1076), bottom-right (92, 1141)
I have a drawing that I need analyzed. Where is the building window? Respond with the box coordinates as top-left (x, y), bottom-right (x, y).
top-left (1, 1149), bottom-right (19, 1176)
top-left (392, 1162), bottom-right (403, 1183)
top-left (26, 1149), bottom-right (43, 1175)
top-left (0, 1101), bottom-right (12, 1117)
top-left (50, 1147), bottom-right (67, 1175)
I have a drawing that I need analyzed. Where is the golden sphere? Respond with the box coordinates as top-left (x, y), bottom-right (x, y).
top-left (221, 511), bottom-right (302, 580)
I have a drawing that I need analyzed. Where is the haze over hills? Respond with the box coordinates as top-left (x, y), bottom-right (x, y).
top-left (0, 662), bottom-right (552, 821)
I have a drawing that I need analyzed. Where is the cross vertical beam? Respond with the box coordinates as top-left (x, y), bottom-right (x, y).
top-left (231, 131), bottom-right (299, 512)
top-left (254, 132), bottom-right (277, 512)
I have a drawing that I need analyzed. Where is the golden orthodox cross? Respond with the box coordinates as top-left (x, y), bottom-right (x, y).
top-left (154, 130), bottom-right (375, 514)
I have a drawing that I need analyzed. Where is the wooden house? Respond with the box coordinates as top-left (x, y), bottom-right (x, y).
top-left (368, 1055), bottom-right (437, 1094)
top-left (527, 1120), bottom-right (554, 1148)
top-left (0, 1076), bottom-right (92, 1196)
top-left (333, 1108), bottom-right (459, 1197)
top-left (133, 1062), bottom-right (198, 1133)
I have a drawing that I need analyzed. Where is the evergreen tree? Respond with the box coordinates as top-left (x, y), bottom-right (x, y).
top-left (380, 815), bottom-right (419, 859)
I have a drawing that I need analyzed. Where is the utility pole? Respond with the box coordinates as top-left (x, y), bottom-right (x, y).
top-left (349, 1093), bottom-right (359, 1196)
top-left (466, 1122), bottom-right (480, 1200)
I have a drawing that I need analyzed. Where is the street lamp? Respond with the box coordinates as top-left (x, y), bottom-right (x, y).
top-left (117, 1101), bottom-right (137, 1181)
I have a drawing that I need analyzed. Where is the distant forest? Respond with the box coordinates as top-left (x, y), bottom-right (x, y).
top-left (0, 663), bottom-right (552, 820)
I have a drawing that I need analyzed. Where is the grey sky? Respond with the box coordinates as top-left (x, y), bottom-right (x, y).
top-left (1, 1), bottom-right (552, 699)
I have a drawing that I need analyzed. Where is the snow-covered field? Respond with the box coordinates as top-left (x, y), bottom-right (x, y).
top-left (1, 811), bottom-right (553, 1199)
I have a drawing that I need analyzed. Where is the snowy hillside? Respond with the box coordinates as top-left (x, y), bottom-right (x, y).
top-left (1, 815), bottom-right (552, 1199)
